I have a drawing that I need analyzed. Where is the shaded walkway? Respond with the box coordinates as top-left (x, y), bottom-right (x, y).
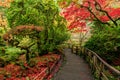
top-left (54, 48), bottom-right (94, 80)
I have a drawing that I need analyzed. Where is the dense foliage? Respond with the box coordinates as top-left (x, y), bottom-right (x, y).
top-left (61, 0), bottom-right (120, 32)
top-left (0, 0), bottom-right (70, 67)
top-left (5, 0), bottom-right (70, 56)
top-left (85, 21), bottom-right (120, 63)
top-left (0, 0), bottom-right (70, 79)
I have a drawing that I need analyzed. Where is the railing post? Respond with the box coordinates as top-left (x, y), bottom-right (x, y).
top-left (76, 45), bottom-right (78, 55)
top-left (78, 47), bottom-right (120, 80)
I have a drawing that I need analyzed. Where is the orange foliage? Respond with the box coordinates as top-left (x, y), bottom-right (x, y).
top-left (0, 0), bottom-right (13, 7)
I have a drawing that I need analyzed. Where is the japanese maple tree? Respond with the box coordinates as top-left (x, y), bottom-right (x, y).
top-left (60, 0), bottom-right (120, 32)
top-left (61, 2), bottom-right (90, 32)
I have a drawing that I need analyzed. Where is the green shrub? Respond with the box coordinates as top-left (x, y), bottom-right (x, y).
top-left (85, 21), bottom-right (120, 63)
top-left (0, 46), bottom-right (26, 62)
top-left (5, 0), bottom-right (70, 56)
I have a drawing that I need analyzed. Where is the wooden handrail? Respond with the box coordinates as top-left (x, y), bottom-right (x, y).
top-left (86, 48), bottom-right (120, 75)
top-left (72, 45), bottom-right (120, 79)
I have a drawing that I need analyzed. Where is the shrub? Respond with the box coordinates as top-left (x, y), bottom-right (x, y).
top-left (85, 21), bottom-right (120, 63)
top-left (0, 46), bottom-right (26, 66)
top-left (5, 0), bottom-right (70, 56)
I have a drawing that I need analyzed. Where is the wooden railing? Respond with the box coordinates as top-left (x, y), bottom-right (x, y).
top-left (72, 45), bottom-right (120, 80)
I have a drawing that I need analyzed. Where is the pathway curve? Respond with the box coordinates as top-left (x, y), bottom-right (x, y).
top-left (54, 48), bottom-right (94, 80)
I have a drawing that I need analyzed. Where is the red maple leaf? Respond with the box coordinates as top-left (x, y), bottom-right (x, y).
top-left (60, 0), bottom-right (120, 32)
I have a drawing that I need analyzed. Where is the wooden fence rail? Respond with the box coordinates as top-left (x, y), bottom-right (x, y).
top-left (72, 45), bottom-right (120, 80)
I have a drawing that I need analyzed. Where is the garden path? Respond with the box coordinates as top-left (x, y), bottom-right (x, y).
top-left (54, 48), bottom-right (94, 80)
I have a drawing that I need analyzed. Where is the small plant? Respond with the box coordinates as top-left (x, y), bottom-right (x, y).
top-left (0, 46), bottom-right (25, 65)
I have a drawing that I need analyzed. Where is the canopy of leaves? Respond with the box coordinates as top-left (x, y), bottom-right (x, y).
top-left (60, 0), bottom-right (120, 32)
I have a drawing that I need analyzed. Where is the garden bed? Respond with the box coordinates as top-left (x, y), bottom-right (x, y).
top-left (0, 53), bottom-right (63, 80)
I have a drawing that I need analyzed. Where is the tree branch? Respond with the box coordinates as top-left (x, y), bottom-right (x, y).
top-left (81, 3), bottom-right (110, 25)
top-left (115, 17), bottom-right (120, 22)
top-left (94, 0), bottom-right (118, 26)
